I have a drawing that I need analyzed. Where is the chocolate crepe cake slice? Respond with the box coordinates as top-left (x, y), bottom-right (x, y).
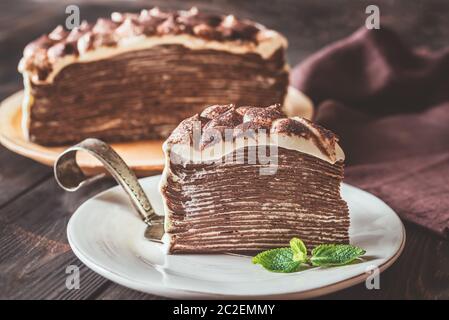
top-left (160, 104), bottom-right (349, 254)
top-left (18, 7), bottom-right (289, 146)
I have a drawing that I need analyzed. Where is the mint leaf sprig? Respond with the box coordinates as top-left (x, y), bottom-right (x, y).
top-left (252, 237), bottom-right (366, 273)
top-left (310, 244), bottom-right (366, 267)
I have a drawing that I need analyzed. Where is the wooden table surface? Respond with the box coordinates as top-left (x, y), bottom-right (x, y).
top-left (1, 0), bottom-right (448, 300)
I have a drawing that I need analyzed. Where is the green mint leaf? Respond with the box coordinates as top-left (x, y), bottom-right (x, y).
top-left (252, 248), bottom-right (300, 273)
top-left (289, 237), bottom-right (307, 263)
top-left (310, 244), bottom-right (366, 267)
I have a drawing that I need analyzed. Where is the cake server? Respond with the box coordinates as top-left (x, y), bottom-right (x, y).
top-left (54, 138), bottom-right (164, 242)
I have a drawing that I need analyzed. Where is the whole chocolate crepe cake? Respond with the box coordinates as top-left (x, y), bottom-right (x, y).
top-left (160, 104), bottom-right (349, 254)
top-left (19, 7), bottom-right (289, 145)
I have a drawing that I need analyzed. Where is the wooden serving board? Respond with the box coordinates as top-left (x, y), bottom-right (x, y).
top-left (0, 87), bottom-right (313, 176)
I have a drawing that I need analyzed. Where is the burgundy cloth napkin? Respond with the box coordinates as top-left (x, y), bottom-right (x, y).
top-left (291, 27), bottom-right (449, 238)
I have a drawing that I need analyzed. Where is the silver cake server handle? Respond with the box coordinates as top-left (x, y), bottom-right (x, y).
top-left (54, 138), bottom-right (164, 242)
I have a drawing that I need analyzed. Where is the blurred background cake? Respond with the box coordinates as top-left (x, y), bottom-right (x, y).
top-left (18, 7), bottom-right (289, 146)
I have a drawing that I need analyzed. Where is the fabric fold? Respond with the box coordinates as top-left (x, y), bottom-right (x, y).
top-left (292, 26), bottom-right (449, 237)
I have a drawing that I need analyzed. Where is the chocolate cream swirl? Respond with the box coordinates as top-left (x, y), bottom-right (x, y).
top-left (19, 7), bottom-right (287, 83)
top-left (164, 104), bottom-right (345, 164)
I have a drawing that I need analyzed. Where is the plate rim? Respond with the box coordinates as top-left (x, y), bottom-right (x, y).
top-left (67, 177), bottom-right (406, 299)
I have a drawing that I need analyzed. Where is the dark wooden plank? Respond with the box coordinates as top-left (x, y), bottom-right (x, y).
top-left (0, 176), bottom-right (116, 299)
top-left (0, 0), bottom-right (448, 300)
top-left (0, 146), bottom-right (52, 208)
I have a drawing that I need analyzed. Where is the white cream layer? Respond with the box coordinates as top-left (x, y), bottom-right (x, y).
top-left (19, 31), bottom-right (287, 84)
top-left (162, 125), bottom-right (345, 165)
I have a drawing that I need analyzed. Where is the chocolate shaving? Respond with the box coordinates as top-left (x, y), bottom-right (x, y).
top-left (167, 104), bottom-right (340, 157)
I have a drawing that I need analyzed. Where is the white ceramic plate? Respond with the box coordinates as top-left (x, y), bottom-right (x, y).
top-left (67, 175), bottom-right (405, 299)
